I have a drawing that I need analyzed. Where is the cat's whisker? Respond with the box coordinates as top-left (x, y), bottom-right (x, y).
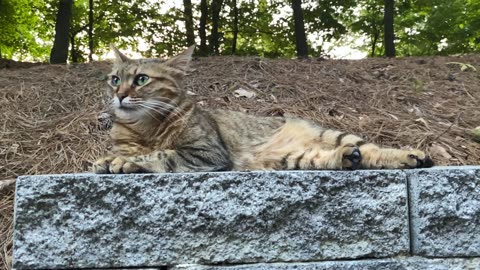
top-left (138, 103), bottom-right (170, 116)
top-left (138, 104), bottom-right (185, 125)
top-left (144, 101), bottom-right (180, 115)
top-left (139, 105), bottom-right (163, 123)
top-left (152, 104), bottom-right (187, 122)
top-left (138, 104), bottom-right (169, 124)
top-left (147, 100), bottom-right (185, 116)
top-left (146, 100), bottom-right (177, 109)
top-left (148, 97), bottom-right (180, 106)
top-left (153, 96), bottom-right (175, 103)
top-left (143, 101), bottom-right (188, 126)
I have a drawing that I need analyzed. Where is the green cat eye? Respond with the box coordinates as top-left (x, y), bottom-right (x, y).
top-left (111, 75), bottom-right (121, 86)
top-left (134, 74), bottom-right (149, 86)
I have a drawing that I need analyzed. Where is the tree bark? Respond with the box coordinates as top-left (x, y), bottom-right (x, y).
top-left (50, 0), bottom-right (73, 64)
top-left (183, 0), bottom-right (195, 46)
top-left (210, 0), bottom-right (224, 55)
top-left (384, 0), bottom-right (395, 57)
top-left (88, 0), bottom-right (94, 62)
top-left (231, 0), bottom-right (238, 55)
top-left (291, 0), bottom-right (308, 58)
top-left (70, 35), bottom-right (78, 63)
top-left (198, 0), bottom-right (208, 55)
top-left (371, 29), bottom-right (379, 57)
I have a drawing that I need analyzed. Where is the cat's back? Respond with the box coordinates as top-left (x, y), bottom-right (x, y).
top-left (209, 109), bottom-right (285, 137)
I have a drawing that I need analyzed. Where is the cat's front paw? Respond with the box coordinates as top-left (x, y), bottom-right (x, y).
top-left (92, 156), bottom-right (115, 174)
top-left (400, 150), bottom-right (434, 169)
top-left (93, 156), bottom-right (144, 174)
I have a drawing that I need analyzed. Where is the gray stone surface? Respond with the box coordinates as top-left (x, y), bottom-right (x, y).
top-left (408, 166), bottom-right (480, 257)
top-left (13, 170), bottom-right (409, 269)
top-left (172, 257), bottom-right (480, 270)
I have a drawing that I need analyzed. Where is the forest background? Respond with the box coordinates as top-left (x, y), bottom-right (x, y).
top-left (1, 0), bottom-right (479, 63)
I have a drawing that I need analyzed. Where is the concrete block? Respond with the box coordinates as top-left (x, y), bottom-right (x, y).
top-left (13, 170), bottom-right (408, 269)
top-left (171, 257), bottom-right (480, 270)
top-left (408, 166), bottom-right (480, 257)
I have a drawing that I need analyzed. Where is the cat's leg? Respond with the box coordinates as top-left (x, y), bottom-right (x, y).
top-left (252, 120), bottom-right (433, 171)
top-left (279, 143), bottom-right (362, 170)
top-left (317, 130), bottom-right (433, 169)
top-left (356, 143), bottom-right (434, 169)
top-left (276, 129), bottom-right (433, 170)
top-left (252, 122), bottom-right (362, 170)
top-left (93, 148), bottom-right (231, 174)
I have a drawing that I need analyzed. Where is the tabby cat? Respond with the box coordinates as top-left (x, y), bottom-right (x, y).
top-left (93, 46), bottom-right (433, 174)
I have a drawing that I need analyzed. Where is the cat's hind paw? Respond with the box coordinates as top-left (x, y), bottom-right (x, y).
top-left (341, 144), bottom-right (362, 170)
top-left (400, 150), bottom-right (434, 169)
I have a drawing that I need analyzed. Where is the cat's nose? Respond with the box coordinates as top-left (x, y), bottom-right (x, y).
top-left (117, 92), bottom-right (128, 103)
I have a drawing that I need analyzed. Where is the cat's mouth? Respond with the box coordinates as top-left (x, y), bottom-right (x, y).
top-left (112, 101), bottom-right (143, 120)
top-left (117, 105), bottom-right (136, 110)
top-left (113, 96), bottom-right (138, 110)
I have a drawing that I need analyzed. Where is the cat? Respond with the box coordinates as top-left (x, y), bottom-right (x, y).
top-left (93, 46), bottom-right (433, 174)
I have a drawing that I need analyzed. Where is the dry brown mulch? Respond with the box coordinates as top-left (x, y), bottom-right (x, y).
top-left (0, 58), bottom-right (43, 70)
top-left (1, 55), bottom-right (479, 270)
top-left (0, 182), bottom-right (14, 270)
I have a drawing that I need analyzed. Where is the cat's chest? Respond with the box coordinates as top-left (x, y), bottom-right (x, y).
top-left (110, 124), bottom-right (169, 156)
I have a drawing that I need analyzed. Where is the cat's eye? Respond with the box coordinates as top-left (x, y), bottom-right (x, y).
top-left (111, 75), bottom-right (121, 86)
top-left (134, 74), bottom-right (149, 86)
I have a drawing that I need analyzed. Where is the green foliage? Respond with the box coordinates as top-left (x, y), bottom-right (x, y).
top-left (68, 0), bottom-right (183, 60)
top-left (220, 0), bottom-right (356, 57)
top-left (446, 62), bottom-right (478, 72)
top-left (221, 0), bottom-right (297, 57)
top-left (0, 0), bottom-right (479, 61)
top-left (472, 126), bottom-right (480, 143)
top-left (349, 0), bottom-right (480, 57)
top-left (0, 0), bottom-right (49, 60)
top-left (348, 0), bottom-right (383, 56)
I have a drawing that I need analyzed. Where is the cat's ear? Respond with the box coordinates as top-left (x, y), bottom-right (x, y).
top-left (110, 44), bottom-right (129, 65)
top-left (165, 45), bottom-right (195, 72)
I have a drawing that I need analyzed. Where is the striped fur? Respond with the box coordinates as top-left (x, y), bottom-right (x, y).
top-left (93, 46), bottom-right (433, 174)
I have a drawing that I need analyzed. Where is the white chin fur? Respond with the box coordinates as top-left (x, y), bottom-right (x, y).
top-left (112, 96), bottom-right (134, 108)
top-left (115, 109), bottom-right (136, 119)
top-left (112, 96), bottom-right (142, 119)
top-left (112, 96), bottom-right (121, 108)
top-left (112, 96), bottom-right (136, 109)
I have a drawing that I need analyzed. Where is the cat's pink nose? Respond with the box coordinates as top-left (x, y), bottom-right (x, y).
top-left (117, 92), bottom-right (128, 103)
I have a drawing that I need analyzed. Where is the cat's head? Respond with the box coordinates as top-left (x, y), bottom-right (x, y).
top-left (107, 45), bottom-right (194, 120)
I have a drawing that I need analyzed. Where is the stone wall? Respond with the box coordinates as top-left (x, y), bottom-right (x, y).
top-left (12, 166), bottom-right (480, 269)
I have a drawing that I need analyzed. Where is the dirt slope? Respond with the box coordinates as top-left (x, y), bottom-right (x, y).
top-left (1, 55), bottom-right (479, 270)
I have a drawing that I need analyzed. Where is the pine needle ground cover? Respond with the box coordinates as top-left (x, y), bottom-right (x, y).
top-left (1, 55), bottom-right (479, 270)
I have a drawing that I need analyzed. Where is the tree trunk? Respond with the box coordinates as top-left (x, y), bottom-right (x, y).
top-left (88, 0), bottom-right (94, 62)
top-left (231, 0), bottom-right (238, 55)
top-left (50, 0), bottom-right (73, 64)
top-left (384, 0), bottom-right (395, 57)
top-left (70, 35), bottom-right (78, 63)
top-left (291, 0), bottom-right (308, 58)
top-left (210, 0), bottom-right (224, 55)
top-left (198, 0), bottom-right (208, 55)
top-left (371, 29), bottom-right (379, 57)
top-left (183, 0), bottom-right (195, 46)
